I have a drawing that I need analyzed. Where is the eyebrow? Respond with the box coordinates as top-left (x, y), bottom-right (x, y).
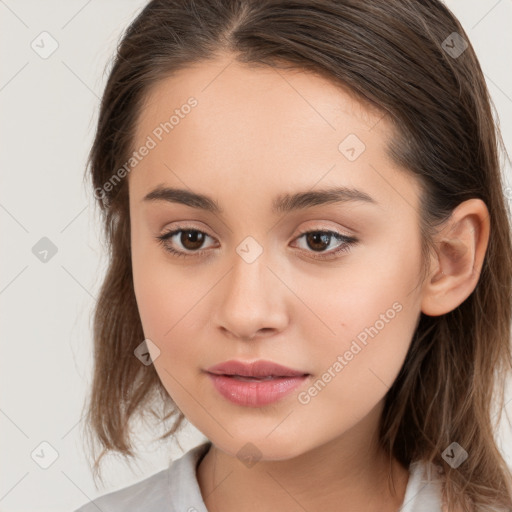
top-left (142, 184), bottom-right (378, 214)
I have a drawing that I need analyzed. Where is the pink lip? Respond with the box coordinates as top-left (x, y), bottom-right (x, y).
top-left (205, 359), bottom-right (308, 378)
top-left (204, 360), bottom-right (310, 407)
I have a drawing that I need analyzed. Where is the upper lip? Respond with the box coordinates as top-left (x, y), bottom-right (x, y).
top-left (205, 360), bottom-right (309, 378)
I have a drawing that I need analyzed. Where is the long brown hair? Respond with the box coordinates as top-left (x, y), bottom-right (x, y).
top-left (82, 1), bottom-right (512, 509)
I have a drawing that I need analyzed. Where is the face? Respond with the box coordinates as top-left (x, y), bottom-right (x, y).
top-left (128, 56), bottom-right (427, 460)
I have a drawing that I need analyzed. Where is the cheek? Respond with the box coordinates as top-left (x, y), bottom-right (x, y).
top-left (133, 263), bottom-right (204, 349)
top-left (293, 233), bottom-right (421, 339)
top-left (130, 219), bottom-right (192, 339)
top-left (131, 240), bottom-right (213, 378)
top-left (296, 295), bottom-right (418, 429)
top-left (131, 261), bottom-right (207, 408)
top-left (300, 240), bottom-right (422, 406)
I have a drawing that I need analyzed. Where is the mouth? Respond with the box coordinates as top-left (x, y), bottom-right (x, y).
top-left (204, 359), bottom-right (311, 406)
top-left (205, 371), bottom-right (311, 407)
top-left (205, 359), bottom-right (309, 379)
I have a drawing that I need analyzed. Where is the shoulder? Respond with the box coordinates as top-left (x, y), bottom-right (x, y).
top-left (73, 441), bottom-right (212, 512)
top-left (73, 465), bottom-right (170, 512)
top-left (406, 462), bottom-right (472, 512)
top-left (402, 459), bottom-right (445, 512)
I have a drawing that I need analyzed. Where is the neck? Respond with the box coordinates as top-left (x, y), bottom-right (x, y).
top-left (196, 405), bottom-right (410, 512)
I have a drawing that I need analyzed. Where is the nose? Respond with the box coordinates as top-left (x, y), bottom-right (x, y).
top-left (213, 253), bottom-right (289, 341)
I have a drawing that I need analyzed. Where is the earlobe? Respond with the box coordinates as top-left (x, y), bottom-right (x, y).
top-left (421, 199), bottom-right (490, 317)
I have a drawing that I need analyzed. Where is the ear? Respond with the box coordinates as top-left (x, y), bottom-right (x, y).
top-left (421, 198), bottom-right (490, 317)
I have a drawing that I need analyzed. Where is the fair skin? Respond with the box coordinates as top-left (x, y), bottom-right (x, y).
top-left (127, 55), bottom-right (489, 512)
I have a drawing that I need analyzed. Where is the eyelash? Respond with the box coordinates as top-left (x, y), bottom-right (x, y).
top-left (155, 224), bottom-right (359, 261)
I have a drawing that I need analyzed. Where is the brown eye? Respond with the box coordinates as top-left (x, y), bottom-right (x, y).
top-left (179, 230), bottom-right (206, 251)
top-left (292, 229), bottom-right (358, 260)
top-left (156, 227), bottom-right (216, 258)
top-left (304, 232), bottom-right (332, 252)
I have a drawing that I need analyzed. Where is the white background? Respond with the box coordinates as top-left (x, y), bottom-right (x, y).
top-left (1, 1), bottom-right (511, 511)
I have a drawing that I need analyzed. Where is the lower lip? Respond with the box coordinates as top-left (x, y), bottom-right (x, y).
top-left (206, 373), bottom-right (309, 407)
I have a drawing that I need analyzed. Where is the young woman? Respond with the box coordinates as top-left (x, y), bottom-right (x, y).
top-left (75, 1), bottom-right (512, 510)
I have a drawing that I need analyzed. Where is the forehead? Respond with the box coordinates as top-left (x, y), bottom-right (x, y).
top-left (128, 57), bottom-right (419, 218)
top-left (134, 56), bottom-right (386, 148)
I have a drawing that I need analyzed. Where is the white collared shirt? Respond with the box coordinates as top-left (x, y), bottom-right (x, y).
top-left (73, 441), bottom-right (444, 512)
